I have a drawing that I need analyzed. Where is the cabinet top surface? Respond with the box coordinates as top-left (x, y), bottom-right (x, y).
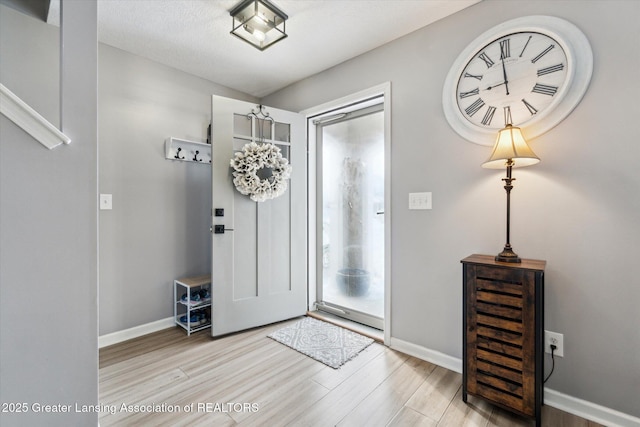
top-left (461, 254), bottom-right (546, 271)
top-left (175, 274), bottom-right (211, 287)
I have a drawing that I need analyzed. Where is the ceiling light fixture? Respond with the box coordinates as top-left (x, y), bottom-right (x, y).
top-left (230, 0), bottom-right (288, 51)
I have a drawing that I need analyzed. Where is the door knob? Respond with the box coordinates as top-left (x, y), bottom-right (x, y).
top-left (210, 225), bottom-right (231, 234)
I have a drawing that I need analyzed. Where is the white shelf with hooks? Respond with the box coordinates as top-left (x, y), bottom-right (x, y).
top-left (165, 137), bottom-right (211, 164)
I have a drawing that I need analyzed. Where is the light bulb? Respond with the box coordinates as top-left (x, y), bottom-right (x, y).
top-left (253, 30), bottom-right (266, 42)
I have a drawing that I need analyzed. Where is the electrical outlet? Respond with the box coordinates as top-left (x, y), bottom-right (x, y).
top-left (544, 330), bottom-right (564, 357)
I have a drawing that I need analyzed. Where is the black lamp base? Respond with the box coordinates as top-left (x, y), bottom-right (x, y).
top-left (495, 245), bottom-right (522, 263)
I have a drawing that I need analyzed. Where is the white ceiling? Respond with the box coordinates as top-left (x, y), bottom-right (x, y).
top-left (48, 0), bottom-right (480, 98)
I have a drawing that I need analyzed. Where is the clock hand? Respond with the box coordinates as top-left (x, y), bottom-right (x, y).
top-left (486, 81), bottom-right (507, 90)
top-left (501, 57), bottom-right (510, 95)
top-left (485, 59), bottom-right (511, 91)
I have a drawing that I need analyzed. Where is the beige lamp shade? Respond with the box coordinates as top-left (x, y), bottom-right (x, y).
top-left (482, 124), bottom-right (540, 169)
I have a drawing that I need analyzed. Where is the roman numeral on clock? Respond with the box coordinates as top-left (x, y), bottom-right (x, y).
top-left (481, 106), bottom-right (497, 125)
top-left (522, 99), bottom-right (538, 115)
top-left (532, 83), bottom-right (558, 96)
top-left (500, 39), bottom-right (510, 59)
top-left (464, 72), bottom-right (483, 80)
top-left (503, 106), bottom-right (512, 126)
top-left (459, 88), bottom-right (480, 98)
top-left (478, 52), bottom-right (495, 68)
top-left (531, 44), bottom-right (555, 64)
top-left (465, 98), bottom-right (485, 116)
top-left (537, 63), bottom-right (564, 76)
top-left (519, 35), bottom-right (532, 58)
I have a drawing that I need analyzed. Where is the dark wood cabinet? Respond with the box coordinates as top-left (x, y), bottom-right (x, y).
top-left (461, 254), bottom-right (545, 426)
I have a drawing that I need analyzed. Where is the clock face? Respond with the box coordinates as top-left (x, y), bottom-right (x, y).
top-left (442, 16), bottom-right (593, 146)
top-left (456, 32), bottom-right (569, 130)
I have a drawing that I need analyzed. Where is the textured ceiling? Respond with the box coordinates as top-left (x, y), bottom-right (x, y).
top-left (48, 0), bottom-right (480, 98)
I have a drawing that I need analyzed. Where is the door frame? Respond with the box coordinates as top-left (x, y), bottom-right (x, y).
top-left (302, 82), bottom-right (391, 345)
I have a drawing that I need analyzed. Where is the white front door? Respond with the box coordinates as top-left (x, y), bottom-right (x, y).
top-left (210, 96), bottom-right (306, 337)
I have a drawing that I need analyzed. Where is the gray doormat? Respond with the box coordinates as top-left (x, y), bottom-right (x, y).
top-left (268, 317), bottom-right (374, 369)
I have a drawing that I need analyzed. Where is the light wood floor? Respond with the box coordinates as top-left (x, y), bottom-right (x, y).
top-left (99, 317), bottom-right (602, 426)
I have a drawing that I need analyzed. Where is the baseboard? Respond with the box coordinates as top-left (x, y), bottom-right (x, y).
top-left (99, 316), bottom-right (175, 348)
top-left (389, 337), bottom-right (463, 374)
top-left (544, 388), bottom-right (640, 427)
top-left (389, 337), bottom-right (639, 427)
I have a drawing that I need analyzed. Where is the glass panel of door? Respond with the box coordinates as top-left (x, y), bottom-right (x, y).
top-left (318, 104), bottom-right (384, 327)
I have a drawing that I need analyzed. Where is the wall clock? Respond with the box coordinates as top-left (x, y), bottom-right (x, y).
top-left (442, 16), bottom-right (593, 146)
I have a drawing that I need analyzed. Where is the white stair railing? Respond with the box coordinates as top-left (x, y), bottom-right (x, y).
top-left (0, 83), bottom-right (71, 149)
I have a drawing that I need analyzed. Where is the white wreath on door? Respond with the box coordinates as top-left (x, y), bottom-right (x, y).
top-left (230, 142), bottom-right (292, 202)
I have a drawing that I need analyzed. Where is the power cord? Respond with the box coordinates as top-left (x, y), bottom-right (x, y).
top-left (544, 344), bottom-right (557, 383)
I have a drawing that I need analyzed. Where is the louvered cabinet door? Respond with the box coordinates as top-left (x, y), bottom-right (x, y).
top-left (461, 255), bottom-right (545, 426)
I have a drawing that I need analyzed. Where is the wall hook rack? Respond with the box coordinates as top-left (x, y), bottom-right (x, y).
top-left (165, 137), bottom-right (210, 165)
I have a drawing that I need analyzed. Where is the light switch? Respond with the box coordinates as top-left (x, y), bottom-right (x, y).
top-left (409, 192), bottom-right (432, 210)
top-left (100, 194), bottom-right (112, 210)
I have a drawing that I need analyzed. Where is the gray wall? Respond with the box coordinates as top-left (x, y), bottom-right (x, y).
top-left (264, 0), bottom-right (640, 418)
top-left (0, 1), bottom-right (98, 425)
top-left (98, 45), bottom-right (257, 335)
top-left (0, 0), bottom-right (49, 21)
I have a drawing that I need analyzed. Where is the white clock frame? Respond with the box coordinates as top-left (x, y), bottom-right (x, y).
top-left (442, 15), bottom-right (593, 146)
